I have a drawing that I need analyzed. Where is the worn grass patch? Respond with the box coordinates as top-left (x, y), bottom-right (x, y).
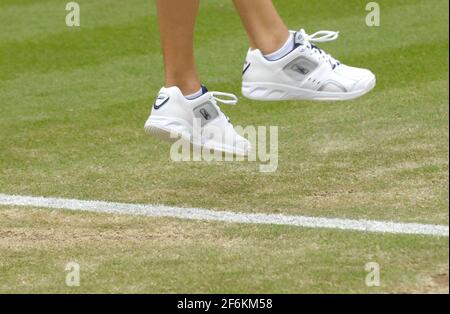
top-left (0, 207), bottom-right (448, 293)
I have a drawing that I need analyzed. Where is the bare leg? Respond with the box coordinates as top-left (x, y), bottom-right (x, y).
top-left (233, 0), bottom-right (290, 54)
top-left (156, 0), bottom-right (201, 95)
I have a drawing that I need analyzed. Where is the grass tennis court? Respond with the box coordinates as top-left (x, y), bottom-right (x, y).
top-left (0, 0), bottom-right (448, 293)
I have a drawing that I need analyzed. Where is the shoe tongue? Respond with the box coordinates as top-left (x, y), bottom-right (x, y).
top-left (294, 31), bottom-right (306, 46)
top-left (201, 85), bottom-right (209, 94)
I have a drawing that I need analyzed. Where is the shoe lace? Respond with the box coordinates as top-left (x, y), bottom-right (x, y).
top-left (210, 91), bottom-right (238, 105)
top-left (298, 29), bottom-right (341, 69)
top-left (210, 91), bottom-right (238, 123)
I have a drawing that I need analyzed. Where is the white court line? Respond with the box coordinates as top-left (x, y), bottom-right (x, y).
top-left (0, 193), bottom-right (448, 237)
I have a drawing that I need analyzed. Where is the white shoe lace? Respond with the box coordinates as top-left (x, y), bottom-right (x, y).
top-left (298, 29), bottom-right (341, 69)
top-left (210, 91), bottom-right (238, 123)
top-left (210, 91), bottom-right (238, 105)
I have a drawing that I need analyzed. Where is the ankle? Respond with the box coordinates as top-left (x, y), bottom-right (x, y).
top-left (165, 79), bottom-right (201, 96)
top-left (258, 31), bottom-right (291, 55)
top-left (263, 32), bottom-right (294, 61)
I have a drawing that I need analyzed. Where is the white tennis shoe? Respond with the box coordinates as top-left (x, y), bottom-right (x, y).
top-left (242, 29), bottom-right (376, 101)
top-left (145, 86), bottom-right (251, 156)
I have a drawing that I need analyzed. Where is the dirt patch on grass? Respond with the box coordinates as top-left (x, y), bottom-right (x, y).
top-left (0, 207), bottom-right (232, 250)
top-left (0, 227), bottom-right (192, 246)
top-left (431, 272), bottom-right (449, 292)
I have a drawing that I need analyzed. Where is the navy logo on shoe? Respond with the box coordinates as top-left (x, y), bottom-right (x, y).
top-left (292, 64), bottom-right (309, 75)
top-left (199, 108), bottom-right (211, 120)
top-left (242, 61), bottom-right (251, 75)
top-left (194, 102), bottom-right (219, 126)
top-left (153, 94), bottom-right (170, 110)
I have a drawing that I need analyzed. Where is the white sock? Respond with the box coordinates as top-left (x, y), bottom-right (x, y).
top-left (264, 33), bottom-right (295, 61)
top-left (184, 87), bottom-right (204, 100)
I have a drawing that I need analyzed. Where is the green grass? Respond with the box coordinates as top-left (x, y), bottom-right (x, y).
top-left (0, 206), bottom-right (448, 293)
top-left (0, 0), bottom-right (448, 293)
